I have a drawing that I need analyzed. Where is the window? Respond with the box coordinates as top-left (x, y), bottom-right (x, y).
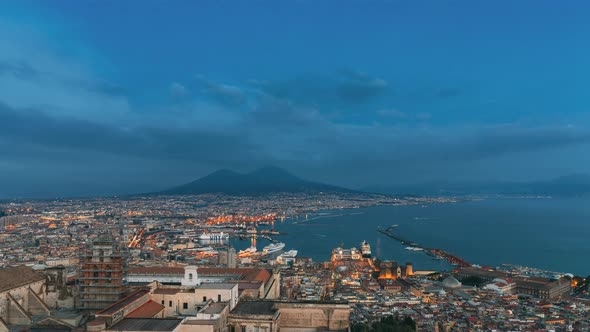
top-left (188, 273), bottom-right (193, 280)
top-left (169, 301), bottom-right (172, 307)
top-left (230, 326), bottom-right (235, 332)
top-left (241, 326), bottom-right (246, 332)
top-left (161, 300), bottom-right (164, 305)
top-left (203, 296), bottom-right (207, 302)
top-left (183, 302), bottom-right (188, 309)
top-left (218, 294), bottom-right (222, 302)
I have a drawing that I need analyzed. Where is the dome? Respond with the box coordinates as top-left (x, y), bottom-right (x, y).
top-left (336, 266), bottom-right (349, 273)
top-left (442, 276), bottom-right (462, 289)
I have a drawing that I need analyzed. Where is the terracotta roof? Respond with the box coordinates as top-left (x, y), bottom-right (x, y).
top-left (199, 268), bottom-right (271, 283)
top-left (125, 300), bottom-right (165, 318)
top-left (0, 265), bottom-right (45, 293)
top-left (238, 282), bottom-right (263, 289)
top-left (97, 289), bottom-right (150, 315)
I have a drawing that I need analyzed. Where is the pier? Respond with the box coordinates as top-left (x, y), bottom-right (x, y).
top-left (377, 226), bottom-right (471, 268)
top-left (377, 225), bottom-right (418, 246)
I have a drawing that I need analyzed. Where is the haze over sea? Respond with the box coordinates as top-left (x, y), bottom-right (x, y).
top-left (235, 198), bottom-right (590, 276)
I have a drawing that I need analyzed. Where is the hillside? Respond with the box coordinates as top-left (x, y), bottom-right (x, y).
top-left (158, 166), bottom-right (356, 195)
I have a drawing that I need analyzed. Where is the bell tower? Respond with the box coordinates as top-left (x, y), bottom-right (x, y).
top-left (181, 266), bottom-right (200, 287)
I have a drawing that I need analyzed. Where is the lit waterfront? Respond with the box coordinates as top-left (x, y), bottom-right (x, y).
top-left (263, 197), bottom-right (590, 276)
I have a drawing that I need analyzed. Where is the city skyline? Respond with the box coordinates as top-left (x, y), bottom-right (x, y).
top-left (1, 1), bottom-right (590, 198)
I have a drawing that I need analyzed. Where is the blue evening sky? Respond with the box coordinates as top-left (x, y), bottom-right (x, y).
top-left (1, 1), bottom-right (589, 197)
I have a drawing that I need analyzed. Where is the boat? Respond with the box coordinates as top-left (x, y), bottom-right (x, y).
top-left (405, 246), bottom-right (424, 251)
top-left (360, 240), bottom-right (372, 258)
top-left (238, 246), bottom-right (257, 257)
top-left (198, 232), bottom-right (229, 241)
top-left (282, 249), bottom-right (298, 257)
top-left (276, 250), bottom-right (298, 264)
top-left (262, 242), bottom-right (285, 254)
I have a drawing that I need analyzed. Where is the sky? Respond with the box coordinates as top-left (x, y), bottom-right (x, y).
top-left (1, 0), bottom-right (590, 198)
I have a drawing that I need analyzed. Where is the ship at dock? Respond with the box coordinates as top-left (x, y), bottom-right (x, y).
top-left (360, 240), bottom-right (372, 258)
top-left (276, 249), bottom-right (298, 264)
top-left (198, 231), bottom-right (229, 241)
top-left (238, 246), bottom-right (257, 257)
top-left (262, 242), bottom-right (285, 254)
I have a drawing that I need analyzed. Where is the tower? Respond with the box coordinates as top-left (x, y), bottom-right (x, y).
top-left (405, 262), bottom-right (413, 277)
top-left (228, 247), bottom-right (236, 268)
top-left (181, 266), bottom-right (200, 287)
top-left (79, 238), bottom-right (126, 313)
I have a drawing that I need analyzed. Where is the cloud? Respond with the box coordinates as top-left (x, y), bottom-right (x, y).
top-left (377, 109), bottom-right (407, 118)
top-left (0, 102), bottom-right (262, 166)
top-left (250, 70), bottom-right (388, 109)
top-left (170, 82), bottom-right (189, 100)
top-left (336, 69), bottom-right (388, 102)
top-left (194, 77), bottom-right (248, 107)
top-left (1, 13), bottom-right (588, 197)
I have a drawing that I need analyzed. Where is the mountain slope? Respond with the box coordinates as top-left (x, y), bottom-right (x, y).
top-left (158, 166), bottom-right (356, 195)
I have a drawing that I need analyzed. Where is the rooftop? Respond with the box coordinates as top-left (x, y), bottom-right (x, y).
top-left (128, 267), bottom-right (272, 284)
top-left (202, 302), bottom-right (227, 315)
top-left (153, 288), bottom-right (182, 295)
top-left (106, 318), bottom-right (182, 332)
top-left (198, 283), bottom-right (236, 290)
top-left (97, 289), bottom-right (150, 315)
top-left (0, 265), bottom-right (45, 293)
top-left (230, 301), bottom-right (278, 316)
top-left (125, 300), bottom-right (165, 318)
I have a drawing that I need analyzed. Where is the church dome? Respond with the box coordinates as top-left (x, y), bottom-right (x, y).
top-left (442, 276), bottom-right (462, 289)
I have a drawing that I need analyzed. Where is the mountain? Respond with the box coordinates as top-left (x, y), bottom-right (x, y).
top-left (157, 166), bottom-right (356, 195)
top-left (365, 174), bottom-right (590, 197)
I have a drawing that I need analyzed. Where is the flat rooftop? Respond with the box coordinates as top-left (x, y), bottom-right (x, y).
top-left (230, 301), bottom-right (277, 316)
top-left (106, 318), bottom-right (182, 332)
top-left (198, 283), bottom-right (236, 290)
top-left (202, 302), bottom-right (227, 314)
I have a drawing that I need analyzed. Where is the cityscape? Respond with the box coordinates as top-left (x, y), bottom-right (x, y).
top-left (2, 1), bottom-right (590, 332)
top-left (1, 192), bottom-right (590, 331)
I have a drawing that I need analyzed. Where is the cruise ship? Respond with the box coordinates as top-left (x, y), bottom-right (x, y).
top-left (360, 240), bottom-right (372, 258)
top-left (198, 232), bottom-right (229, 241)
top-left (262, 242), bottom-right (285, 254)
top-left (238, 246), bottom-right (257, 257)
top-left (276, 250), bottom-right (298, 264)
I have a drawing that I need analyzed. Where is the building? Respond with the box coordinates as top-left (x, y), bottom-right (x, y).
top-left (227, 301), bottom-right (350, 332)
top-left (515, 277), bottom-right (571, 299)
top-left (127, 266), bottom-right (280, 300)
top-left (79, 239), bottom-right (127, 312)
top-left (151, 283), bottom-right (238, 317)
top-left (0, 265), bottom-right (50, 327)
top-left (378, 261), bottom-right (413, 280)
top-left (228, 301), bottom-right (280, 332)
top-left (227, 248), bottom-right (237, 269)
top-left (331, 248), bottom-right (362, 261)
top-left (458, 267), bottom-right (571, 299)
top-left (104, 318), bottom-right (183, 332)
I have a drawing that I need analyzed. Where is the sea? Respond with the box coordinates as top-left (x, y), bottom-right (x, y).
top-left (231, 197), bottom-right (590, 276)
